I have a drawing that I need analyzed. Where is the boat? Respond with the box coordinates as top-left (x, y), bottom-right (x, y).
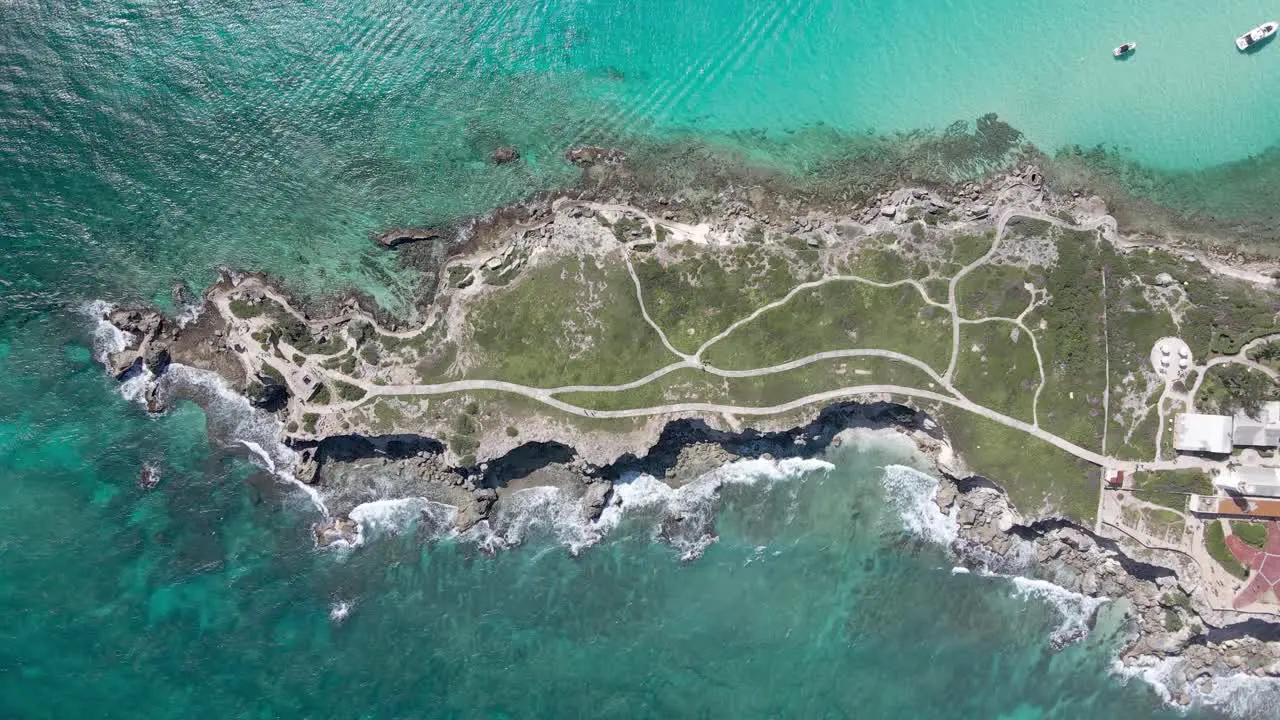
top-left (1113, 42), bottom-right (1137, 57)
top-left (1236, 21), bottom-right (1279, 51)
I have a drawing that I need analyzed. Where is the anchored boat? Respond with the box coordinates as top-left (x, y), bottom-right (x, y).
top-left (1236, 21), bottom-right (1279, 51)
top-left (1113, 42), bottom-right (1137, 57)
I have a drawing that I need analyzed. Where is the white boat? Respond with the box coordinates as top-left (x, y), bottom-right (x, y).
top-left (1236, 21), bottom-right (1279, 51)
top-left (1113, 42), bottom-right (1137, 57)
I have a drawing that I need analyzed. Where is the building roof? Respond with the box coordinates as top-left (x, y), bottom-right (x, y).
top-left (1231, 419), bottom-right (1280, 448)
top-left (1215, 466), bottom-right (1280, 497)
top-left (1173, 413), bottom-right (1234, 454)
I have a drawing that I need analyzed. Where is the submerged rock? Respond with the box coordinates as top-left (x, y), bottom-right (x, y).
top-left (138, 464), bottom-right (161, 490)
top-left (372, 227), bottom-right (442, 249)
top-left (491, 146), bottom-right (520, 164)
top-left (313, 517), bottom-right (359, 547)
top-left (564, 146), bottom-right (625, 166)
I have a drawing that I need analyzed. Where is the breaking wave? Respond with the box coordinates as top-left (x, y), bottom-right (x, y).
top-left (349, 497), bottom-right (457, 544)
top-left (343, 456), bottom-right (835, 560)
top-left (85, 299), bottom-right (131, 364)
top-left (879, 463), bottom-right (957, 546)
top-left (1115, 655), bottom-right (1280, 716)
top-left (1009, 575), bottom-right (1108, 648)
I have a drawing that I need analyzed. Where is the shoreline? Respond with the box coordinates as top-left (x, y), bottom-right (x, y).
top-left (86, 146), bottom-right (1280, 707)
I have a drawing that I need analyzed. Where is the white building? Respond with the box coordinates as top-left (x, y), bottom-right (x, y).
top-left (1231, 418), bottom-right (1280, 448)
top-left (1215, 466), bottom-right (1280, 498)
top-left (1173, 413), bottom-right (1235, 454)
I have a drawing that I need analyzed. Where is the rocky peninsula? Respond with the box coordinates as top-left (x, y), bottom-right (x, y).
top-left (93, 140), bottom-right (1280, 703)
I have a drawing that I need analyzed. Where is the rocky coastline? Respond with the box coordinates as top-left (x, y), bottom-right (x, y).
top-left (94, 316), bottom-right (1280, 702)
top-left (88, 135), bottom-right (1280, 705)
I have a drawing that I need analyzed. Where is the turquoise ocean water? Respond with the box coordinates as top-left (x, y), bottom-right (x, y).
top-left (6, 0), bottom-right (1280, 716)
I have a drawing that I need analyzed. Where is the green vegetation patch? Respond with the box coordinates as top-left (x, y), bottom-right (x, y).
top-left (229, 298), bottom-right (264, 319)
top-left (1180, 275), bottom-right (1280, 357)
top-left (633, 247), bottom-right (801, 354)
top-left (702, 281), bottom-right (950, 372)
top-left (1230, 520), bottom-right (1269, 549)
top-left (953, 322), bottom-right (1040, 423)
top-left (1032, 233), bottom-right (1108, 451)
top-left (371, 400), bottom-right (405, 433)
top-left (1197, 364), bottom-right (1279, 417)
top-left (468, 256), bottom-right (676, 387)
top-left (1132, 469), bottom-right (1211, 510)
top-left (1248, 341), bottom-right (1280, 372)
top-left (1205, 520), bottom-right (1249, 580)
top-left (559, 357), bottom-right (939, 412)
top-left (940, 410), bottom-right (1099, 524)
top-left (955, 264), bottom-right (1034, 319)
top-left (332, 380), bottom-right (366, 402)
top-left (948, 232), bottom-right (996, 267)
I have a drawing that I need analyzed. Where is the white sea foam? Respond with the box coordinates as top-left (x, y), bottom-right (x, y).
top-left (84, 299), bottom-right (132, 364)
top-left (1114, 654), bottom-right (1280, 715)
top-left (600, 456), bottom-right (835, 560)
top-left (879, 463), bottom-right (957, 546)
top-left (1193, 669), bottom-right (1280, 716)
top-left (1009, 575), bottom-right (1107, 647)
top-left (156, 363), bottom-right (326, 516)
top-left (347, 456), bottom-right (834, 558)
top-left (490, 485), bottom-right (609, 555)
top-left (348, 497), bottom-right (456, 545)
top-left (329, 601), bottom-right (352, 623)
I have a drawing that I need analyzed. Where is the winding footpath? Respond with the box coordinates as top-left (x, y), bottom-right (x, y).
top-left (240, 201), bottom-right (1264, 476)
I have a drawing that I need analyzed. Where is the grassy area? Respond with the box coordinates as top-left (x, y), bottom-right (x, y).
top-left (468, 256), bottom-right (676, 387)
top-left (370, 399), bottom-right (405, 433)
top-left (702, 281), bottom-right (951, 371)
top-left (1141, 507), bottom-right (1186, 542)
top-left (632, 246), bottom-right (805, 354)
top-left (947, 232), bottom-right (996, 268)
top-left (1132, 469), bottom-right (1212, 510)
top-left (228, 298), bottom-right (263, 319)
top-left (954, 264), bottom-right (1035, 319)
top-left (952, 322), bottom-right (1040, 422)
top-left (1108, 411), bottom-right (1158, 462)
top-left (1180, 275), bottom-right (1280, 357)
top-left (1230, 520), bottom-right (1269, 549)
top-left (558, 357), bottom-right (939, 412)
top-left (1032, 232), bottom-right (1109, 452)
top-left (939, 409), bottom-right (1099, 524)
top-left (1205, 520), bottom-right (1250, 580)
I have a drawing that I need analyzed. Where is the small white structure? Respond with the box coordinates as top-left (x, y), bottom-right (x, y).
top-left (1150, 337), bottom-right (1193, 380)
top-left (1173, 413), bottom-right (1235, 454)
top-left (1215, 466), bottom-right (1280, 498)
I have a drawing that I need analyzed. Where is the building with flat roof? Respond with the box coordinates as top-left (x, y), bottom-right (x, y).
top-left (1173, 413), bottom-right (1235, 454)
top-left (1232, 418), bottom-right (1280, 448)
top-left (1215, 466), bottom-right (1280, 498)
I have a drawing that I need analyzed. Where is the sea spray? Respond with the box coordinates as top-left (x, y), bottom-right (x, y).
top-left (879, 463), bottom-right (958, 546)
top-left (1114, 654), bottom-right (1280, 716)
top-left (1009, 575), bottom-right (1108, 648)
top-left (347, 497), bottom-right (458, 546)
top-left (601, 456), bottom-right (836, 560)
top-left (85, 300), bottom-right (131, 364)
